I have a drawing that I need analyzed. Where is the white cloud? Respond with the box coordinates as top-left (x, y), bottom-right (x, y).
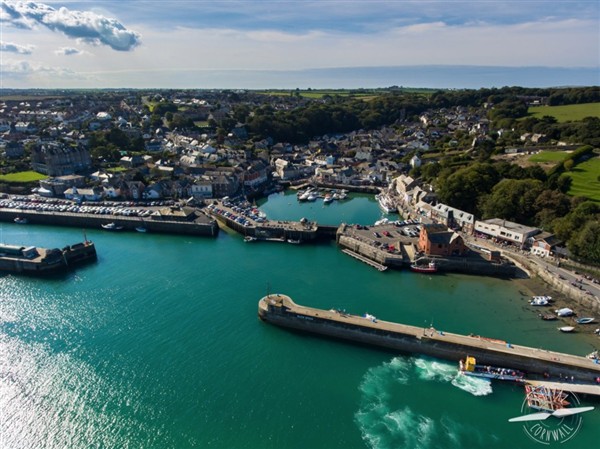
top-left (1, 1), bottom-right (141, 51)
top-left (0, 7), bottom-right (597, 88)
top-left (0, 41), bottom-right (35, 54)
top-left (1, 58), bottom-right (88, 80)
top-left (132, 18), bottom-right (598, 72)
top-left (55, 47), bottom-right (84, 56)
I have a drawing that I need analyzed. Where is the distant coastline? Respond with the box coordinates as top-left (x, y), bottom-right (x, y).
top-left (2, 65), bottom-right (598, 90)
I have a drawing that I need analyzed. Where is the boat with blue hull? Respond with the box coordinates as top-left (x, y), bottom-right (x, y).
top-left (459, 356), bottom-right (526, 382)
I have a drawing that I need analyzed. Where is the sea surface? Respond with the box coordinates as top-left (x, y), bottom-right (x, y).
top-left (1, 191), bottom-right (599, 449)
top-left (93, 65), bottom-right (600, 89)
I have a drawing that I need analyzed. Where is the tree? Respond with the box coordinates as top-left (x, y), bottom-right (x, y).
top-left (551, 201), bottom-right (600, 243)
top-left (534, 190), bottom-right (571, 228)
top-left (568, 220), bottom-right (600, 263)
top-left (563, 159), bottom-right (574, 171)
top-left (436, 163), bottom-right (499, 214)
top-left (480, 179), bottom-right (544, 224)
top-left (91, 145), bottom-right (120, 162)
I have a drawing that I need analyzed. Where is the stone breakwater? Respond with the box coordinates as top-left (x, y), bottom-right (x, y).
top-left (259, 294), bottom-right (600, 384)
top-left (0, 208), bottom-right (219, 237)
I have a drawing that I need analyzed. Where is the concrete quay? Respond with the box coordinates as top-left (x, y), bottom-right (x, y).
top-left (259, 294), bottom-right (600, 387)
top-left (0, 208), bottom-right (219, 236)
top-left (205, 201), bottom-right (325, 242)
top-left (336, 223), bottom-right (517, 276)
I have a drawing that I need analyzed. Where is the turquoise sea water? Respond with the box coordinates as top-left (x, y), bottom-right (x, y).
top-left (1, 192), bottom-right (598, 449)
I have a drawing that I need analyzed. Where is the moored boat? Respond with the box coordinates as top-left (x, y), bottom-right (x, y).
top-left (539, 312), bottom-right (557, 321)
top-left (14, 217), bottom-right (28, 224)
top-left (558, 326), bottom-right (575, 333)
top-left (135, 226), bottom-right (147, 233)
top-left (101, 222), bottom-right (124, 231)
top-left (555, 307), bottom-right (574, 317)
top-left (575, 317), bottom-right (595, 324)
top-left (410, 261), bottom-right (438, 273)
top-left (376, 193), bottom-right (396, 214)
top-left (297, 189), bottom-right (312, 201)
top-left (530, 296), bottom-right (550, 306)
top-left (244, 236), bottom-right (257, 242)
top-left (459, 356), bottom-right (525, 382)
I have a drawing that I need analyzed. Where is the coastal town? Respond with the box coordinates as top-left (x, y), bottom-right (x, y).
top-left (1, 89), bottom-right (598, 306)
top-left (0, 88), bottom-right (598, 298)
top-left (3, 1), bottom-right (600, 447)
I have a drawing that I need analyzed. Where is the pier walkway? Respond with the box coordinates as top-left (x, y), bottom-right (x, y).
top-left (259, 294), bottom-right (600, 383)
top-left (525, 380), bottom-right (600, 397)
top-left (341, 249), bottom-right (388, 271)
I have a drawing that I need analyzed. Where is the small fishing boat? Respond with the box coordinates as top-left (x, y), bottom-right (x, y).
top-left (575, 317), bottom-right (595, 324)
top-left (530, 297), bottom-right (550, 306)
top-left (459, 356), bottom-right (525, 382)
top-left (101, 222), bottom-right (124, 231)
top-left (410, 261), bottom-right (438, 274)
top-left (13, 217), bottom-right (28, 224)
top-left (306, 192), bottom-right (318, 202)
top-left (287, 238), bottom-right (301, 245)
top-left (297, 189), bottom-right (312, 201)
top-left (587, 350), bottom-right (599, 360)
top-left (135, 226), bottom-right (147, 233)
top-left (555, 307), bottom-right (574, 317)
top-left (558, 326), bottom-right (575, 333)
top-left (244, 236), bottom-right (257, 243)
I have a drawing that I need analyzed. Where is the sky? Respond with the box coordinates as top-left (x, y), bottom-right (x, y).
top-left (1, 0), bottom-right (599, 89)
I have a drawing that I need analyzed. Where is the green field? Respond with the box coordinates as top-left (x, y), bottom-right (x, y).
top-left (528, 150), bottom-right (570, 163)
top-left (528, 103), bottom-right (600, 122)
top-left (0, 171), bottom-right (47, 183)
top-left (565, 156), bottom-right (600, 201)
top-left (258, 87), bottom-right (435, 99)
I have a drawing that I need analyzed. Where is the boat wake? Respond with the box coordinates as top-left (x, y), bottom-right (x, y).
top-left (355, 356), bottom-right (493, 449)
top-left (413, 357), bottom-right (493, 396)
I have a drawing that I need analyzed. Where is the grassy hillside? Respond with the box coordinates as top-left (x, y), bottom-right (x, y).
top-left (528, 103), bottom-right (600, 122)
top-left (565, 156), bottom-right (600, 201)
top-left (0, 171), bottom-right (47, 183)
top-left (528, 150), bottom-right (570, 163)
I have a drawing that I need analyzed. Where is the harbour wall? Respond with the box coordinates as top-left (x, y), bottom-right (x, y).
top-left (259, 295), bottom-right (600, 383)
top-left (0, 209), bottom-right (219, 237)
top-left (337, 232), bottom-right (517, 275)
top-left (0, 241), bottom-right (97, 275)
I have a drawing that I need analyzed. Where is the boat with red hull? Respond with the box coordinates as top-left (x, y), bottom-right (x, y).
top-left (410, 261), bottom-right (438, 273)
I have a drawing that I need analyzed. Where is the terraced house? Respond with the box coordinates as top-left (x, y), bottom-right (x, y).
top-left (31, 142), bottom-right (91, 176)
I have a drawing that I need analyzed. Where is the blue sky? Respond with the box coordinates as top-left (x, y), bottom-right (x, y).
top-left (1, 0), bottom-right (599, 88)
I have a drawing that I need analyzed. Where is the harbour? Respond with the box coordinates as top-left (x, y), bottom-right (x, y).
top-left (1, 194), bottom-right (599, 449)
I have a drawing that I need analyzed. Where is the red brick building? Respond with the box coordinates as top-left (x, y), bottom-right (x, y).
top-left (417, 223), bottom-right (468, 257)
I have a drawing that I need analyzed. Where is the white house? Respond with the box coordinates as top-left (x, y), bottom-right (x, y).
top-left (410, 155), bottom-right (421, 169)
top-left (474, 218), bottom-right (539, 248)
top-left (190, 181), bottom-right (213, 199)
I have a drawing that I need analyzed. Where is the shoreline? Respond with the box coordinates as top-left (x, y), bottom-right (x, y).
top-left (514, 275), bottom-right (600, 340)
